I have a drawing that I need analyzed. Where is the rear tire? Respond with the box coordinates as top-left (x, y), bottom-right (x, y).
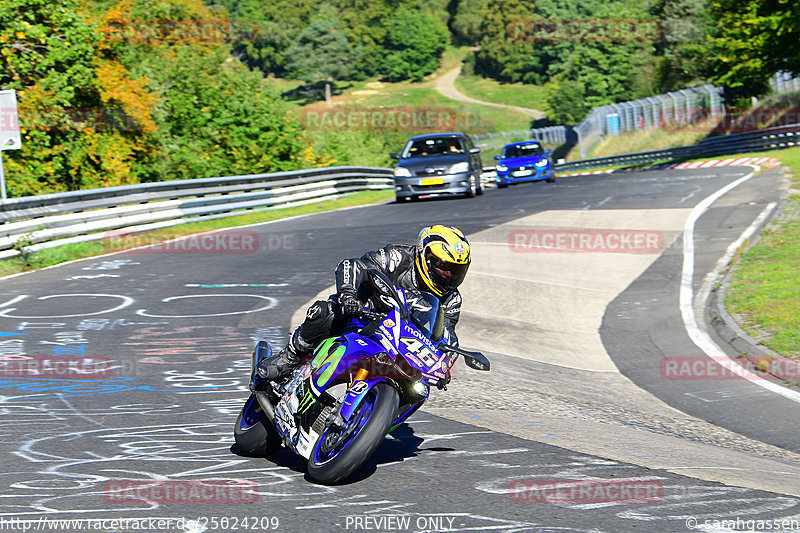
top-left (497, 182), bottom-right (508, 189)
top-left (307, 382), bottom-right (399, 484)
top-left (234, 394), bottom-right (282, 457)
top-left (546, 176), bottom-right (556, 183)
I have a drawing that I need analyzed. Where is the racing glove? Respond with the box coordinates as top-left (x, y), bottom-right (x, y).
top-left (339, 291), bottom-right (362, 317)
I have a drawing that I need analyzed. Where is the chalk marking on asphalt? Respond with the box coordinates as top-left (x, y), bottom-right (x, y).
top-left (680, 165), bottom-right (800, 404)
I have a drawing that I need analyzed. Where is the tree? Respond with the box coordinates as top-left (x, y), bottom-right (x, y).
top-left (708, 0), bottom-right (800, 97)
top-left (108, 0), bottom-right (331, 180)
top-left (216, 0), bottom-right (312, 76)
top-left (546, 80), bottom-right (588, 124)
top-left (0, 0), bottom-right (154, 194)
top-left (382, 7), bottom-right (449, 82)
top-left (284, 8), bottom-right (357, 103)
top-left (450, 0), bottom-right (484, 45)
top-left (0, 0), bottom-right (333, 197)
top-left (651, 0), bottom-right (713, 92)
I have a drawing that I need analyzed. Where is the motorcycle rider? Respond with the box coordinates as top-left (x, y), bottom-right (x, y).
top-left (256, 225), bottom-right (471, 381)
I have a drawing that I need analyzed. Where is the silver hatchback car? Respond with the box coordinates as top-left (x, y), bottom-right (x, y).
top-left (391, 133), bottom-right (484, 202)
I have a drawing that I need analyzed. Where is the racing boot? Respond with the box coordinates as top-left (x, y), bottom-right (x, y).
top-left (255, 329), bottom-right (315, 381)
top-left (256, 344), bottom-right (300, 382)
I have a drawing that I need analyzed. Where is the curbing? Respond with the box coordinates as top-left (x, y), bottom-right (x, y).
top-left (705, 168), bottom-right (800, 384)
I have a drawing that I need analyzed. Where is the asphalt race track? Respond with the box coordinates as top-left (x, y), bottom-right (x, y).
top-left (0, 164), bottom-right (798, 533)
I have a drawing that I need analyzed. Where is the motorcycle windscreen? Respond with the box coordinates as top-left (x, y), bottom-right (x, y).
top-left (406, 291), bottom-right (443, 342)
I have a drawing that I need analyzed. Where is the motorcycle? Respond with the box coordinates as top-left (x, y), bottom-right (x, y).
top-left (233, 270), bottom-right (491, 484)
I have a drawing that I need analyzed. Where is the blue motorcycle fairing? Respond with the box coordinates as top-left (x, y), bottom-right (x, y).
top-left (337, 377), bottom-right (389, 422)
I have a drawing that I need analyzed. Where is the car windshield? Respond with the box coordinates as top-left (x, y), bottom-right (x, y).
top-left (405, 291), bottom-right (444, 342)
top-left (402, 137), bottom-right (463, 158)
top-left (502, 143), bottom-right (544, 158)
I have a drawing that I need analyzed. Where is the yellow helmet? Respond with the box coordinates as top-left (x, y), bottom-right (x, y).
top-left (414, 225), bottom-right (471, 297)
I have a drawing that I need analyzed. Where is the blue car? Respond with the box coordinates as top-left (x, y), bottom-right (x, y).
top-left (494, 141), bottom-right (555, 188)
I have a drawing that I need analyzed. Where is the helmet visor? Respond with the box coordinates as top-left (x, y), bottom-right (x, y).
top-left (426, 251), bottom-right (469, 291)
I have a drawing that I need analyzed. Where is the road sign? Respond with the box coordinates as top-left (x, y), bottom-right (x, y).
top-left (0, 90), bottom-right (21, 151)
top-left (0, 89), bottom-right (21, 202)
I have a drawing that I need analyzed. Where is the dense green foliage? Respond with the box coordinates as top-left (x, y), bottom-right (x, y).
top-left (0, 0), bottom-right (330, 197)
top-left (2, 0), bottom-right (798, 198)
top-left (284, 7), bottom-right (357, 103)
top-left (707, 0), bottom-right (800, 97)
top-left (382, 8), bottom-right (449, 82)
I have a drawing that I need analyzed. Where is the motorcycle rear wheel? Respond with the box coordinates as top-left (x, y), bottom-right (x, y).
top-left (307, 382), bottom-right (399, 484)
top-left (234, 394), bottom-right (282, 457)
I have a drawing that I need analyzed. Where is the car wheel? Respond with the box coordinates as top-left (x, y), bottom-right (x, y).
top-left (546, 176), bottom-right (556, 183)
top-left (497, 182), bottom-right (509, 189)
top-left (476, 179), bottom-right (485, 195)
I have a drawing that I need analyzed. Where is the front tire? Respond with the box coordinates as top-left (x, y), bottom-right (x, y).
top-left (234, 394), bottom-right (282, 457)
top-left (464, 175), bottom-right (476, 198)
top-left (307, 382), bottom-right (399, 484)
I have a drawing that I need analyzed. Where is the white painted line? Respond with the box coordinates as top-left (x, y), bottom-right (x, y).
top-left (680, 165), bottom-right (800, 404)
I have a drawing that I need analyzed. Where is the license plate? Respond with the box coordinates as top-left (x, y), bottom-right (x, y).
top-left (419, 177), bottom-right (444, 186)
top-left (513, 169), bottom-right (534, 177)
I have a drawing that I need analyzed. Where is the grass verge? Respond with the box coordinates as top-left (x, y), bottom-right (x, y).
top-left (725, 147), bottom-right (800, 358)
top-left (0, 189), bottom-right (394, 278)
top-left (454, 74), bottom-right (549, 115)
top-left (586, 126), bottom-right (711, 159)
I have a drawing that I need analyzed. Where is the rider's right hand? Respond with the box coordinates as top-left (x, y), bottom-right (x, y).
top-left (339, 291), bottom-right (363, 317)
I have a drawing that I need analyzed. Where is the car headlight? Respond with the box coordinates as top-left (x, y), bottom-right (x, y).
top-left (534, 159), bottom-right (548, 167)
top-left (394, 167), bottom-right (412, 177)
top-left (496, 164), bottom-right (508, 171)
top-left (449, 162), bottom-right (469, 174)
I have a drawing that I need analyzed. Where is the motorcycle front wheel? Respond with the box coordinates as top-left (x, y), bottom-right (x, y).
top-left (234, 394), bottom-right (282, 457)
top-left (307, 382), bottom-right (399, 484)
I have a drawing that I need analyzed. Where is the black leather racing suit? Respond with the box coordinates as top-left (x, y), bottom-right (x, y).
top-left (286, 243), bottom-right (463, 360)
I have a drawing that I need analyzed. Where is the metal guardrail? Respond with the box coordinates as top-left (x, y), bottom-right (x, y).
top-left (554, 123), bottom-right (800, 173)
top-left (4, 123), bottom-right (799, 260)
top-left (0, 166), bottom-right (393, 259)
top-left (479, 123), bottom-right (800, 178)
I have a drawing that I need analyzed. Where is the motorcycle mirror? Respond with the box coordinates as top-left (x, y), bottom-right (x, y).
top-left (441, 344), bottom-right (491, 371)
top-left (463, 351), bottom-right (491, 371)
